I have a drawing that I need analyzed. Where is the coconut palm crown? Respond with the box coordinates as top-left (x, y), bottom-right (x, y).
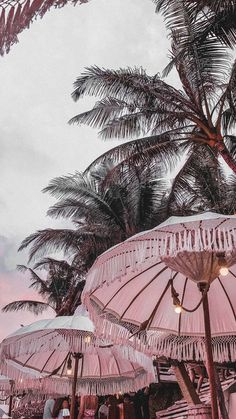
top-left (69, 3), bottom-right (236, 177)
top-left (2, 257), bottom-right (85, 316)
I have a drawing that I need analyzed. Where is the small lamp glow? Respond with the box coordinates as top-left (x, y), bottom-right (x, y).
top-left (84, 335), bottom-right (91, 344)
top-left (219, 266), bottom-right (229, 276)
top-left (217, 252), bottom-right (229, 277)
top-left (67, 357), bottom-right (72, 375)
top-left (174, 304), bottom-right (183, 314)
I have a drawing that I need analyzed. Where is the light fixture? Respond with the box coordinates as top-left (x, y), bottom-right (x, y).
top-left (84, 335), bottom-right (91, 344)
top-left (219, 266), bottom-right (229, 276)
top-left (217, 252), bottom-right (229, 276)
top-left (67, 356), bottom-right (72, 375)
top-left (171, 283), bottom-right (182, 314)
top-left (174, 304), bottom-right (183, 314)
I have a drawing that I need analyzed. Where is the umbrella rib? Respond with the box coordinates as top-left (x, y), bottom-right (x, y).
top-left (80, 354), bottom-right (84, 378)
top-left (217, 276), bottom-right (236, 322)
top-left (178, 276), bottom-right (188, 336)
top-left (12, 358), bottom-right (40, 373)
top-left (23, 352), bottom-right (35, 367)
top-left (228, 269), bottom-right (236, 280)
top-left (12, 330), bottom-right (53, 347)
top-left (60, 353), bottom-right (70, 377)
top-left (46, 352), bottom-right (69, 378)
top-left (214, 219), bottom-right (228, 230)
top-left (99, 260), bottom-right (165, 310)
top-left (40, 349), bottom-right (56, 373)
top-left (130, 362), bottom-right (136, 374)
top-left (118, 265), bottom-right (169, 320)
top-left (98, 352), bottom-right (102, 378)
top-left (144, 273), bottom-right (177, 331)
top-left (113, 353), bottom-right (121, 376)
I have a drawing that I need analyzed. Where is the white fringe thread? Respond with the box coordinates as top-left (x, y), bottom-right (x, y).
top-left (1, 331), bottom-right (96, 359)
top-left (84, 228), bottom-right (236, 293)
top-left (1, 362), bottom-right (154, 396)
top-left (85, 299), bottom-right (236, 363)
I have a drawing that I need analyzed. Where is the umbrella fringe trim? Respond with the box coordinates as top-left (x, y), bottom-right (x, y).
top-left (84, 227), bottom-right (236, 292)
top-left (86, 299), bottom-right (236, 363)
top-left (0, 332), bottom-right (96, 359)
top-left (1, 362), bottom-right (154, 396)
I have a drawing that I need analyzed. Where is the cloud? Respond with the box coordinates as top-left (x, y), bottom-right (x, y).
top-left (0, 0), bottom-right (174, 341)
top-left (0, 235), bottom-right (53, 340)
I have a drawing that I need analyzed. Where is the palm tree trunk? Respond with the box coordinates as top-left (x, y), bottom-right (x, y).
top-left (220, 146), bottom-right (236, 174)
top-left (57, 285), bottom-right (84, 316)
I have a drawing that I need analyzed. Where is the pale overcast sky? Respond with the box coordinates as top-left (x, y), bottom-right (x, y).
top-left (0, 0), bottom-right (175, 340)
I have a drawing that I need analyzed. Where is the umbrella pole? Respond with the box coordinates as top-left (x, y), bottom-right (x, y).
top-left (8, 394), bottom-right (13, 417)
top-left (202, 288), bottom-right (219, 419)
top-left (70, 353), bottom-right (80, 419)
top-left (8, 380), bottom-right (14, 417)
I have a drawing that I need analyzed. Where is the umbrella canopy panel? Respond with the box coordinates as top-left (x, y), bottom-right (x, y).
top-left (2, 347), bottom-right (155, 395)
top-left (84, 212), bottom-right (236, 290)
top-left (1, 315), bottom-right (95, 358)
top-left (87, 263), bottom-right (236, 338)
top-left (83, 213), bottom-right (236, 362)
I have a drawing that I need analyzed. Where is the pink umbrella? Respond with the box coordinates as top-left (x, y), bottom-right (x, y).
top-left (1, 346), bottom-right (154, 396)
top-left (0, 310), bottom-right (154, 418)
top-left (83, 212), bottom-right (236, 419)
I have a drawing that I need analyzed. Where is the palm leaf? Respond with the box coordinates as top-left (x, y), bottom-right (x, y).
top-left (19, 229), bottom-right (82, 262)
top-left (2, 300), bottom-right (53, 315)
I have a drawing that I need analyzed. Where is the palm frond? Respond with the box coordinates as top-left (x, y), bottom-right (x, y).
top-left (165, 143), bottom-right (219, 215)
top-left (33, 257), bottom-right (72, 272)
top-left (2, 300), bottom-right (53, 315)
top-left (69, 97), bottom-right (134, 128)
top-left (18, 229), bottom-right (82, 262)
top-left (17, 264), bottom-right (49, 294)
top-left (0, 0), bottom-right (91, 56)
top-left (84, 130), bottom-right (191, 177)
top-left (155, 0), bottom-right (236, 48)
top-left (71, 66), bottom-right (198, 140)
top-left (71, 66), bottom-right (153, 101)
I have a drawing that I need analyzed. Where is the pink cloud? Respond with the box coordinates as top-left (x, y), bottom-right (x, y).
top-left (0, 269), bottom-right (54, 341)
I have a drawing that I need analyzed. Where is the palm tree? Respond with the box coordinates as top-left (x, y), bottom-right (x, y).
top-left (69, 3), bottom-right (236, 179)
top-left (11, 147), bottom-right (236, 320)
top-left (18, 160), bottom-right (170, 263)
top-left (1, 0), bottom-right (236, 56)
top-left (2, 257), bottom-right (85, 316)
top-left (18, 146), bottom-right (236, 267)
top-left (154, 0), bottom-right (236, 48)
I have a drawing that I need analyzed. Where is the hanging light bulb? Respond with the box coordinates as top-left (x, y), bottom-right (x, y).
top-left (219, 266), bottom-right (229, 276)
top-left (174, 304), bottom-right (183, 314)
top-left (67, 356), bottom-right (72, 375)
top-left (84, 335), bottom-right (91, 344)
top-left (172, 286), bottom-right (182, 314)
top-left (217, 252), bottom-right (229, 276)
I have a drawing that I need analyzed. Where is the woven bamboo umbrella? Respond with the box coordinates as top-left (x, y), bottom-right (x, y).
top-left (83, 212), bottom-right (236, 419)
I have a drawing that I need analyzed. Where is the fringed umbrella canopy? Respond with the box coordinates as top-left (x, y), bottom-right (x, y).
top-left (0, 310), bottom-right (154, 398)
top-left (0, 313), bottom-right (95, 358)
top-left (0, 0), bottom-right (90, 55)
top-left (83, 212), bottom-right (236, 419)
top-left (83, 211), bottom-right (236, 362)
top-left (2, 346), bottom-right (155, 396)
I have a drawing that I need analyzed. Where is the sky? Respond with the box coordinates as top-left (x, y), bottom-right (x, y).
top-left (0, 0), bottom-right (176, 340)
